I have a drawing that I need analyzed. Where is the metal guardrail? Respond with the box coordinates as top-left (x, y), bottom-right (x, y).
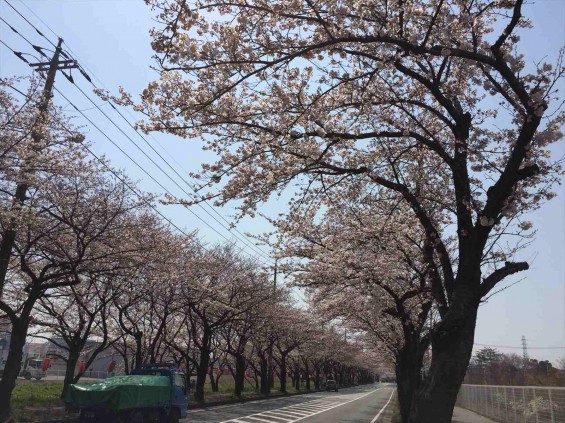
top-left (457, 384), bottom-right (565, 423)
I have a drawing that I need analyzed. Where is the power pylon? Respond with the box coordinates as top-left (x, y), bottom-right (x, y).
top-left (521, 336), bottom-right (529, 361)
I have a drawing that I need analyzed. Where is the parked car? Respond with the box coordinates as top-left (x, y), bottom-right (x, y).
top-left (326, 379), bottom-right (338, 392)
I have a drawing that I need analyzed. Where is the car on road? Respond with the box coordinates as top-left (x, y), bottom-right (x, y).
top-left (326, 379), bottom-right (338, 392)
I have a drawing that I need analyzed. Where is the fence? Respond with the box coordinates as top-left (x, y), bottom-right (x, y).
top-left (457, 384), bottom-right (565, 423)
top-left (45, 369), bottom-right (112, 381)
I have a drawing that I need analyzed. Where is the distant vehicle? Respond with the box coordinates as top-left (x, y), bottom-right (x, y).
top-left (20, 358), bottom-right (46, 380)
top-left (0, 357), bottom-right (47, 380)
top-left (326, 379), bottom-right (338, 392)
top-left (66, 362), bottom-right (188, 423)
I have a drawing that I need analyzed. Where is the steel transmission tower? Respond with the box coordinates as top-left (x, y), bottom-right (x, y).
top-left (521, 336), bottom-right (529, 361)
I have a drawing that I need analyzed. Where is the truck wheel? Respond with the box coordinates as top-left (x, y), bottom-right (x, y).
top-left (129, 411), bottom-right (145, 423)
top-left (24, 372), bottom-right (32, 380)
top-left (168, 409), bottom-right (179, 423)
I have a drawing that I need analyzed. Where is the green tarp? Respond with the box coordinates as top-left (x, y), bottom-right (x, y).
top-left (66, 375), bottom-right (172, 410)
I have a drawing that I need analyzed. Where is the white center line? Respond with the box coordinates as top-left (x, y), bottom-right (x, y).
top-left (370, 389), bottom-right (396, 423)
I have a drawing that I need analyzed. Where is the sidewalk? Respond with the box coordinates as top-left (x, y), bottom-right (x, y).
top-left (452, 407), bottom-right (497, 423)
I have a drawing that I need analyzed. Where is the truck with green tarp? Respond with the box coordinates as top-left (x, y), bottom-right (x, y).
top-left (66, 363), bottom-right (188, 423)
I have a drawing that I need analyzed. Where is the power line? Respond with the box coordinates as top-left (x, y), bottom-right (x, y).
top-left (2, 28), bottom-right (273, 267)
top-left (70, 81), bottom-right (275, 265)
top-left (50, 84), bottom-right (270, 265)
top-left (3, 1), bottom-right (275, 265)
top-left (3, 0), bottom-right (58, 49)
top-left (4, 82), bottom-right (269, 297)
top-left (0, 15), bottom-right (48, 58)
top-left (474, 343), bottom-right (565, 350)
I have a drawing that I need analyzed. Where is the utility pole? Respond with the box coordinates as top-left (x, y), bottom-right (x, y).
top-left (0, 38), bottom-right (77, 298)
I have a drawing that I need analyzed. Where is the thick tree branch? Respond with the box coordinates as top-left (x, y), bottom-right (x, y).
top-left (481, 261), bottom-right (528, 296)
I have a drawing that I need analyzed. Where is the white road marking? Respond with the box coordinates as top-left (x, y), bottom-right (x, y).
top-left (244, 416), bottom-right (280, 423)
top-left (260, 411), bottom-right (294, 420)
top-left (370, 389), bottom-right (396, 423)
top-left (220, 387), bottom-right (383, 423)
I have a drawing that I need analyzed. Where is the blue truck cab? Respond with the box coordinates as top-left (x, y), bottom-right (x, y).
top-left (131, 363), bottom-right (188, 422)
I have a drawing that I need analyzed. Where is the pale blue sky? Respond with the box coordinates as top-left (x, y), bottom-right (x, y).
top-left (0, 0), bottom-right (563, 363)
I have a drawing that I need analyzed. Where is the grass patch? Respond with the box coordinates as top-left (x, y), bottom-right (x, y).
top-left (12, 380), bottom-right (64, 408)
top-left (11, 380), bottom-right (67, 422)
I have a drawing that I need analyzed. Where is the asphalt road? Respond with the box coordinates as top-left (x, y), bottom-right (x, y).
top-left (183, 384), bottom-right (396, 423)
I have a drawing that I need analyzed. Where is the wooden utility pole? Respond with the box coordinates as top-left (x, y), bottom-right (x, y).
top-left (0, 38), bottom-right (77, 297)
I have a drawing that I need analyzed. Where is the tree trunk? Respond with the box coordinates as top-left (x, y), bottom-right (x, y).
top-left (120, 351), bottom-right (130, 375)
top-left (260, 355), bottom-right (269, 395)
top-left (234, 354), bottom-right (246, 398)
top-left (194, 341), bottom-right (210, 403)
top-left (396, 346), bottom-right (424, 423)
top-left (134, 331), bottom-right (143, 369)
top-left (279, 355), bottom-right (287, 393)
top-left (0, 315), bottom-right (30, 421)
top-left (268, 343), bottom-right (274, 389)
top-left (214, 372), bottom-right (222, 392)
top-left (0, 288), bottom-right (40, 422)
top-left (408, 305), bottom-right (478, 423)
top-left (314, 367), bottom-right (320, 390)
top-left (209, 367), bottom-right (218, 392)
top-left (61, 350), bottom-right (80, 400)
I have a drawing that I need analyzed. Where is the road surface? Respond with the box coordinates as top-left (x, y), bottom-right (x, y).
top-left (183, 384), bottom-right (396, 423)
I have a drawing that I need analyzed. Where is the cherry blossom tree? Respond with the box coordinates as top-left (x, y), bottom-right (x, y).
top-left (123, 1), bottom-right (564, 420)
top-left (32, 273), bottom-right (120, 399)
top-left (0, 77), bottom-right (84, 298)
top-left (277, 186), bottom-right (438, 419)
top-left (0, 148), bottom-right (150, 419)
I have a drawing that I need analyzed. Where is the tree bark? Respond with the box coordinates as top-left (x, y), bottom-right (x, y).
top-left (209, 367), bottom-right (219, 392)
top-left (234, 354), bottom-right (246, 398)
top-left (279, 354), bottom-right (287, 393)
top-left (260, 354), bottom-right (270, 395)
top-left (408, 301), bottom-right (478, 423)
top-left (61, 350), bottom-right (80, 400)
top-left (134, 331), bottom-right (143, 369)
top-left (0, 301), bottom-right (36, 422)
top-left (396, 339), bottom-right (426, 423)
top-left (194, 335), bottom-right (210, 403)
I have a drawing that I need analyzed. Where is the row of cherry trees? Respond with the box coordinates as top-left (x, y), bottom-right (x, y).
top-left (0, 77), bottom-right (175, 419)
top-left (29, 239), bottom-right (379, 403)
top-left (0, 78), bottom-right (378, 421)
top-left (119, 1), bottom-right (564, 422)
